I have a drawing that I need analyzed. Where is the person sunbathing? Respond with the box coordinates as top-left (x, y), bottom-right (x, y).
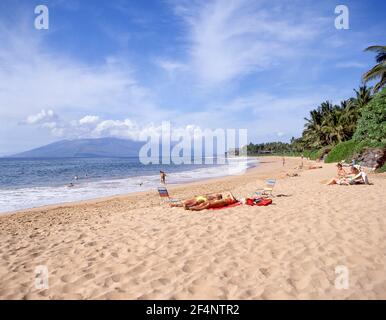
top-left (170, 193), bottom-right (223, 208)
top-left (286, 172), bottom-right (299, 177)
top-left (309, 164), bottom-right (323, 169)
top-left (186, 192), bottom-right (238, 211)
top-left (337, 163), bottom-right (348, 177)
top-left (347, 165), bottom-right (370, 185)
top-left (327, 164), bottom-right (369, 185)
top-left (326, 163), bottom-right (348, 185)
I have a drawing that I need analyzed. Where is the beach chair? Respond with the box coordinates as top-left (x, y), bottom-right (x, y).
top-left (157, 187), bottom-right (181, 205)
top-left (255, 179), bottom-right (276, 198)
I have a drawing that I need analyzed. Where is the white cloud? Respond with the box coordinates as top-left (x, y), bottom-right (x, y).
top-left (23, 111), bottom-right (204, 142)
top-left (0, 24), bottom-right (159, 121)
top-left (92, 119), bottom-right (140, 139)
top-left (155, 59), bottom-right (187, 74)
top-left (88, 119), bottom-right (202, 141)
top-left (218, 92), bottom-right (325, 114)
top-left (335, 61), bottom-right (367, 69)
top-left (174, 0), bottom-right (319, 87)
top-left (79, 115), bottom-right (100, 125)
top-left (25, 109), bottom-right (56, 124)
top-left (41, 122), bottom-right (57, 129)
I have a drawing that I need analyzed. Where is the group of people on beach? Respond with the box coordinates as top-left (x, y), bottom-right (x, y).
top-left (327, 163), bottom-right (369, 185)
top-left (170, 157), bottom-right (372, 210)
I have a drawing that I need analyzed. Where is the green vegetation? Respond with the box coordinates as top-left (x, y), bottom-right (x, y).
top-left (246, 45), bottom-right (386, 168)
top-left (299, 86), bottom-right (372, 150)
top-left (245, 142), bottom-right (295, 156)
top-left (302, 149), bottom-right (317, 160)
top-left (353, 87), bottom-right (386, 144)
top-left (324, 140), bottom-right (357, 163)
top-left (377, 163), bottom-right (386, 173)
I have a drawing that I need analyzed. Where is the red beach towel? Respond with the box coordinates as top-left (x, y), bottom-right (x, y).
top-left (209, 201), bottom-right (241, 210)
top-left (255, 198), bottom-right (272, 206)
top-left (245, 198), bottom-right (273, 206)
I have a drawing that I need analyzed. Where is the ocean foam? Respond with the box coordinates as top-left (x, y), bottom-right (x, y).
top-left (0, 157), bottom-right (257, 214)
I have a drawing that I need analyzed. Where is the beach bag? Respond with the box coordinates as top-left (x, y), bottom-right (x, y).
top-left (246, 198), bottom-right (255, 206)
top-left (255, 198), bottom-right (272, 206)
top-left (245, 197), bottom-right (272, 206)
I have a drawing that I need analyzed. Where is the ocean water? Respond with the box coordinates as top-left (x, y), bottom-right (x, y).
top-left (0, 157), bottom-right (256, 214)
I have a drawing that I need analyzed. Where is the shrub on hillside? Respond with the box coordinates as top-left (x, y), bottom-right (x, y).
top-left (324, 140), bottom-right (357, 163)
top-left (353, 87), bottom-right (386, 144)
top-left (303, 149), bottom-right (319, 160)
top-left (377, 162), bottom-right (386, 173)
top-left (325, 139), bottom-right (386, 164)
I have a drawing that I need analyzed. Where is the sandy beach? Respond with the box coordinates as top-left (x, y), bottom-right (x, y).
top-left (0, 156), bottom-right (385, 300)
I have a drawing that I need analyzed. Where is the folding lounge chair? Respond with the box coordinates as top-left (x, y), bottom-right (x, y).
top-left (255, 179), bottom-right (276, 198)
top-left (157, 187), bottom-right (181, 205)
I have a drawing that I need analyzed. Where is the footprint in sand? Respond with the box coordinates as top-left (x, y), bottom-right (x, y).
top-left (84, 273), bottom-right (95, 280)
top-left (259, 267), bottom-right (271, 277)
top-left (111, 274), bottom-right (120, 282)
top-left (60, 274), bottom-right (77, 283)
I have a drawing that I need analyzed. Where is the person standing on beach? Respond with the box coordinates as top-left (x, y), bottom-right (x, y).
top-left (160, 171), bottom-right (166, 184)
top-left (282, 157), bottom-right (285, 167)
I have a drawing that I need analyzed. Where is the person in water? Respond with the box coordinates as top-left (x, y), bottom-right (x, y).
top-left (160, 171), bottom-right (166, 184)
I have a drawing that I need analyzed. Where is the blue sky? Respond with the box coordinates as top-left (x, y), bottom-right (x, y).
top-left (0, 0), bottom-right (385, 155)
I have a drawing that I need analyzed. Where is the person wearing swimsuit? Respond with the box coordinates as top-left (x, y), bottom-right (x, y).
top-left (187, 192), bottom-right (238, 211)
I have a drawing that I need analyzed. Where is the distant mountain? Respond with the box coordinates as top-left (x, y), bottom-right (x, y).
top-left (10, 138), bottom-right (145, 158)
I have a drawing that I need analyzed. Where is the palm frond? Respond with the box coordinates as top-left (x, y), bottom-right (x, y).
top-left (364, 45), bottom-right (386, 54)
top-left (362, 63), bottom-right (386, 82)
top-left (374, 73), bottom-right (386, 93)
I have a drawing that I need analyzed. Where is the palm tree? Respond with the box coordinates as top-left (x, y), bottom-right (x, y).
top-left (321, 103), bottom-right (346, 145)
top-left (303, 109), bottom-right (324, 148)
top-left (352, 85), bottom-right (372, 109)
top-left (362, 45), bottom-right (386, 93)
top-left (342, 86), bottom-right (373, 138)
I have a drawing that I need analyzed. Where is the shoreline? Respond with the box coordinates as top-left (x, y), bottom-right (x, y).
top-left (0, 157), bottom-right (259, 216)
top-left (1, 156), bottom-right (386, 299)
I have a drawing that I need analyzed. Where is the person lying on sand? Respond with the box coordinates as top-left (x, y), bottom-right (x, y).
top-left (286, 172), bottom-right (299, 177)
top-left (170, 193), bottom-right (223, 208)
top-left (186, 192), bottom-right (238, 211)
top-left (308, 164), bottom-right (323, 169)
